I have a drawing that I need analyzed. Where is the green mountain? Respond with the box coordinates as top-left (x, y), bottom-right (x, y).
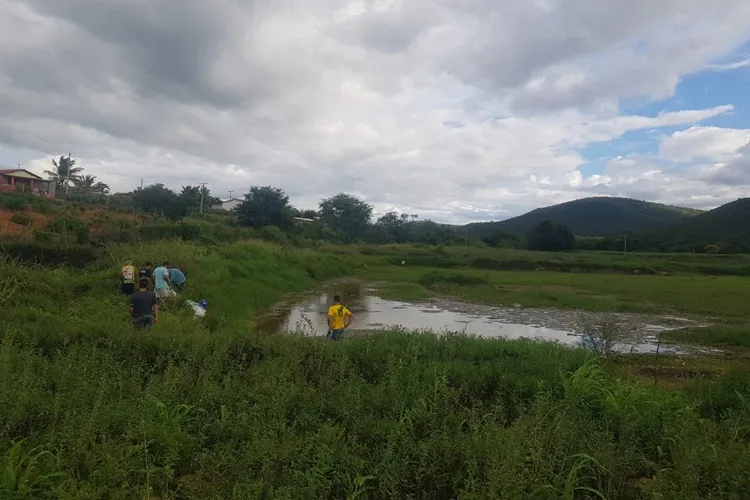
top-left (464, 197), bottom-right (702, 238)
top-left (640, 198), bottom-right (750, 252)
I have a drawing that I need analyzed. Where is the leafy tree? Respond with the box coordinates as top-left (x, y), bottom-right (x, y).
top-left (481, 229), bottom-right (520, 248)
top-left (45, 154), bottom-right (83, 194)
top-left (71, 174), bottom-right (110, 203)
top-left (180, 185), bottom-right (220, 211)
top-left (408, 220), bottom-right (457, 245)
top-left (133, 183), bottom-right (187, 220)
top-left (301, 209), bottom-right (318, 219)
top-left (318, 193), bottom-right (373, 242)
top-left (525, 220), bottom-right (576, 251)
top-left (236, 186), bottom-right (293, 228)
top-left (375, 212), bottom-right (416, 243)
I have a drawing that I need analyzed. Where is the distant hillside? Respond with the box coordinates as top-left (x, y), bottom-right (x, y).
top-left (640, 198), bottom-right (750, 252)
top-left (463, 197), bottom-right (702, 238)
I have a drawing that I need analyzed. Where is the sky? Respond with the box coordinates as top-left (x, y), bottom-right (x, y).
top-left (1, 1), bottom-right (750, 224)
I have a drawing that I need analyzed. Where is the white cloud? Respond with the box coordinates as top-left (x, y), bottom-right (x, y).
top-left (1, 0), bottom-right (750, 222)
top-left (705, 58), bottom-right (750, 71)
top-left (659, 126), bottom-right (750, 162)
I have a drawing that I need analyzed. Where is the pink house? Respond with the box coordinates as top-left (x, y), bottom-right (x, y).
top-left (0, 168), bottom-right (52, 195)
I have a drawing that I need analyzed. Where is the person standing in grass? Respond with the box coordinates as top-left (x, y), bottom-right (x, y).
top-left (152, 261), bottom-right (171, 301)
top-left (130, 277), bottom-right (158, 328)
top-left (139, 262), bottom-right (154, 289)
top-left (120, 260), bottom-right (136, 295)
top-left (327, 295), bottom-right (353, 341)
top-left (169, 265), bottom-right (187, 292)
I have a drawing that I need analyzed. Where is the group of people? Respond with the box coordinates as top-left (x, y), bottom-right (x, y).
top-left (119, 260), bottom-right (188, 328)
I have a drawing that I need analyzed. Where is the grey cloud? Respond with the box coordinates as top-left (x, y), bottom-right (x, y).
top-left (1, 0), bottom-right (749, 223)
top-left (710, 142), bottom-right (750, 185)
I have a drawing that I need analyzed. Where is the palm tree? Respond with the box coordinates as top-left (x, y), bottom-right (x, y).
top-left (93, 181), bottom-right (110, 195)
top-left (75, 174), bottom-right (98, 190)
top-left (72, 174), bottom-right (110, 202)
top-left (45, 154), bottom-right (83, 194)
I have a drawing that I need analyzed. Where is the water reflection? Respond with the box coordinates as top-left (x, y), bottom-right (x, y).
top-left (258, 282), bottom-right (582, 344)
top-left (256, 282), bottom-right (694, 354)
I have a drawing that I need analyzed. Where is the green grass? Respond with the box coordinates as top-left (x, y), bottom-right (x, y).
top-left (2, 241), bottom-right (750, 498)
top-left (366, 266), bottom-right (750, 319)
top-left (663, 325), bottom-right (750, 349)
top-left (324, 243), bottom-right (750, 275)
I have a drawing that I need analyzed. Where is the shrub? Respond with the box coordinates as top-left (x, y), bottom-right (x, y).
top-left (1, 194), bottom-right (30, 212)
top-left (0, 242), bottom-right (102, 267)
top-left (10, 213), bottom-right (31, 226)
top-left (419, 270), bottom-right (488, 287)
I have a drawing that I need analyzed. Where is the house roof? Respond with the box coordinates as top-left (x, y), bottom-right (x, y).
top-left (0, 168), bottom-right (45, 181)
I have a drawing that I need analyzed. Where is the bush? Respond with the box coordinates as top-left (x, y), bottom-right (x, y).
top-left (0, 242), bottom-right (102, 267)
top-left (419, 270), bottom-right (489, 287)
top-left (10, 213), bottom-right (31, 226)
top-left (1, 193), bottom-right (30, 212)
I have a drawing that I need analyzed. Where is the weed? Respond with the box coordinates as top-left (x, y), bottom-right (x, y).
top-left (579, 314), bottom-right (635, 355)
top-left (2, 240), bottom-right (750, 497)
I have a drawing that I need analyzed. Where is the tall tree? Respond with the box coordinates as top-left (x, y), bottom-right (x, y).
top-left (375, 212), bottom-right (415, 243)
top-left (319, 193), bottom-right (373, 242)
top-left (526, 220), bottom-right (576, 251)
top-left (72, 174), bottom-right (110, 202)
top-left (45, 154), bottom-right (83, 194)
top-left (133, 183), bottom-right (187, 220)
top-left (236, 186), bottom-right (293, 228)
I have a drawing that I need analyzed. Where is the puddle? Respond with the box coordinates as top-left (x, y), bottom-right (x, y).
top-left (256, 281), bottom-right (711, 355)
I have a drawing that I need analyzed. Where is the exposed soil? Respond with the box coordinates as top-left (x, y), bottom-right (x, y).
top-left (0, 205), bottom-right (140, 238)
top-left (420, 297), bottom-right (710, 342)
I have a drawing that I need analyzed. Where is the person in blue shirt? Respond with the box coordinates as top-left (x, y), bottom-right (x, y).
top-left (169, 266), bottom-right (187, 291)
top-left (152, 261), bottom-right (171, 300)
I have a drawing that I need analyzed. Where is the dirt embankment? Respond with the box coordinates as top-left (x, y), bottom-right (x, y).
top-left (0, 205), bottom-right (139, 238)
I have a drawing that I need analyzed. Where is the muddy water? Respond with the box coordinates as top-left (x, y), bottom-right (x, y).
top-left (256, 281), bottom-right (706, 354)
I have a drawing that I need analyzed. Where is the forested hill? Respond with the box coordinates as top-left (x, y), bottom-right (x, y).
top-left (462, 197), bottom-right (702, 238)
top-left (639, 198), bottom-right (750, 252)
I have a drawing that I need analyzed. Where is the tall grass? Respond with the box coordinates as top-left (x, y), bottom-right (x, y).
top-left (325, 243), bottom-right (750, 276)
top-left (1, 241), bottom-right (749, 498)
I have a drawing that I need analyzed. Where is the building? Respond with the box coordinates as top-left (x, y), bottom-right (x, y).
top-left (212, 198), bottom-right (243, 211)
top-left (0, 168), bottom-right (52, 195)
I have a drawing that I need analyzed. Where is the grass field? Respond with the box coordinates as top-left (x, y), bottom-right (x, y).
top-left (325, 243), bottom-right (750, 276)
top-left (365, 266), bottom-right (750, 319)
top-left (2, 241), bottom-right (750, 498)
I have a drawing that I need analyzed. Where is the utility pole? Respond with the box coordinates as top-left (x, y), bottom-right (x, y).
top-left (199, 182), bottom-right (207, 213)
top-left (65, 153), bottom-right (72, 197)
top-left (227, 189), bottom-right (233, 200)
top-left (140, 178), bottom-right (143, 190)
top-left (465, 227), bottom-right (468, 248)
top-left (624, 233), bottom-right (627, 257)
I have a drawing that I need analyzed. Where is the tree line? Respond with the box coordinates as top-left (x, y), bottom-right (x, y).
top-left (46, 155), bottom-right (725, 252)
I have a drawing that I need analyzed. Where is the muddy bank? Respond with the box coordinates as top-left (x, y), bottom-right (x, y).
top-left (419, 297), bottom-right (709, 343)
top-left (256, 280), bottom-right (714, 354)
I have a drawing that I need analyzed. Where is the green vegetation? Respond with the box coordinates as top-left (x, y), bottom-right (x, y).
top-left (367, 265), bottom-right (750, 319)
top-left (663, 325), bottom-right (750, 349)
top-left (464, 197), bottom-right (702, 239)
top-left (3, 187), bottom-right (750, 498)
top-left (331, 243), bottom-right (750, 276)
top-left (638, 198), bottom-right (750, 253)
top-left (2, 239), bottom-right (750, 498)
top-left (525, 219), bottom-right (576, 251)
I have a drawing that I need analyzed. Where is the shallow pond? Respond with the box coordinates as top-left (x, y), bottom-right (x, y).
top-left (257, 281), bottom-right (708, 354)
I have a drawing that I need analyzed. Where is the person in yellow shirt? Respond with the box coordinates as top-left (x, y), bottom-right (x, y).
top-left (120, 260), bottom-right (136, 296)
top-left (327, 295), bottom-right (353, 341)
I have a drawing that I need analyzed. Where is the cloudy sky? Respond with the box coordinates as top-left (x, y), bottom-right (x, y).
top-left (1, 0), bottom-right (750, 223)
